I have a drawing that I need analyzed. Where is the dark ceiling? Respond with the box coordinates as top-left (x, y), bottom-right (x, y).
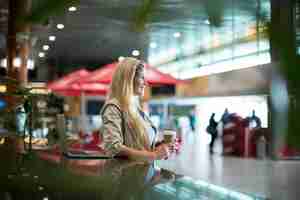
top-left (0, 0), bottom-right (269, 75)
top-left (0, 0), bottom-right (8, 59)
top-left (32, 0), bottom-right (264, 69)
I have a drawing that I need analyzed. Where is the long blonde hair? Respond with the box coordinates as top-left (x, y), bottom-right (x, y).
top-left (108, 57), bottom-right (149, 149)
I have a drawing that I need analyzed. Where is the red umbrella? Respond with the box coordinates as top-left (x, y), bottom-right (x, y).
top-left (47, 68), bottom-right (109, 96)
top-left (78, 62), bottom-right (183, 86)
top-left (47, 69), bottom-right (90, 91)
top-left (55, 82), bottom-right (108, 97)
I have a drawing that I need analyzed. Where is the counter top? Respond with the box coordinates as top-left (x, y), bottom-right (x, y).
top-left (0, 149), bottom-right (267, 200)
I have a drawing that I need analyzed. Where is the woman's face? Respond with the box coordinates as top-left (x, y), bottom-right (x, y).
top-left (133, 65), bottom-right (146, 96)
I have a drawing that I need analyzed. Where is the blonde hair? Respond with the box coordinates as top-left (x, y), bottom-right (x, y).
top-left (108, 57), bottom-right (149, 149)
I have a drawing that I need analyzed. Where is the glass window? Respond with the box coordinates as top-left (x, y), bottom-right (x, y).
top-left (295, 0), bottom-right (300, 55)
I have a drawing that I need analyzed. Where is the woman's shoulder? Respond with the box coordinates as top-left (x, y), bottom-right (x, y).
top-left (101, 99), bottom-right (122, 116)
top-left (104, 98), bottom-right (121, 108)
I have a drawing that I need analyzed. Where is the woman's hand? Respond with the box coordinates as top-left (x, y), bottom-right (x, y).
top-left (156, 140), bottom-right (176, 153)
top-left (153, 144), bottom-right (170, 160)
top-left (118, 145), bottom-right (170, 162)
top-left (166, 141), bottom-right (177, 153)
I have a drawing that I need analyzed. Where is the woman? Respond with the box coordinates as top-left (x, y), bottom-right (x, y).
top-left (101, 57), bottom-right (170, 161)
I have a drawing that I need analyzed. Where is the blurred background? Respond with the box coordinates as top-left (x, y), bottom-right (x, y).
top-left (0, 0), bottom-right (299, 160)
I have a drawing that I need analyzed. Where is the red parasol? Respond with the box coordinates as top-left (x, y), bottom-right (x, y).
top-left (47, 69), bottom-right (90, 91)
top-left (47, 68), bottom-right (108, 96)
top-left (78, 62), bottom-right (183, 86)
top-left (54, 82), bottom-right (108, 97)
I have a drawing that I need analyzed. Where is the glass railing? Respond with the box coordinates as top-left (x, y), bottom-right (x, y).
top-left (152, 176), bottom-right (267, 200)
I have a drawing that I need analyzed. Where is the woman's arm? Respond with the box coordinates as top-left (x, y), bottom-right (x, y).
top-left (102, 105), bottom-right (168, 161)
top-left (118, 144), bottom-right (169, 162)
top-left (101, 105), bottom-right (124, 156)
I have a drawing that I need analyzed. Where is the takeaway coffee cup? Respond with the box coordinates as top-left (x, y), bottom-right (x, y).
top-left (163, 130), bottom-right (176, 144)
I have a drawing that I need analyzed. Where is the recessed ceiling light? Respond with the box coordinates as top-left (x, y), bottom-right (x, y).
top-left (13, 57), bottom-right (21, 67)
top-left (150, 42), bottom-right (157, 49)
top-left (0, 85), bottom-right (7, 93)
top-left (39, 52), bottom-right (45, 58)
top-left (57, 24), bottom-right (64, 29)
top-left (38, 186), bottom-right (44, 191)
top-left (173, 32), bottom-right (181, 38)
top-left (132, 50), bottom-right (140, 56)
top-left (43, 45), bottom-right (50, 51)
top-left (49, 36), bottom-right (56, 41)
top-left (68, 6), bottom-right (77, 12)
top-left (0, 58), bottom-right (34, 69)
top-left (118, 56), bottom-right (125, 62)
top-left (0, 58), bottom-right (7, 68)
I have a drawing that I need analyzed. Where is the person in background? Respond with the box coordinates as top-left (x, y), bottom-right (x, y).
top-left (249, 110), bottom-right (262, 128)
top-left (207, 113), bottom-right (218, 154)
top-left (188, 108), bottom-right (196, 132)
top-left (101, 57), bottom-right (171, 162)
top-left (221, 108), bottom-right (230, 124)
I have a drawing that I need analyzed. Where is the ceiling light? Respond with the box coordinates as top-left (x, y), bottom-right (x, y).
top-left (0, 85), bottom-right (7, 93)
top-left (150, 42), bottom-right (157, 49)
top-left (118, 56), bottom-right (125, 62)
top-left (56, 24), bottom-right (64, 29)
top-left (39, 52), bottom-right (45, 58)
top-left (68, 6), bottom-right (77, 12)
top-left (43, 45), bottom-right (50, 51)
top-left (173, 32), bottom-right (181, 38)
top-left (204, 19), bottom-right (210, 25)
top-left (0, 58), bottom-right (24, 69)
top-left (1, 58), bottom-right (34, 69)
top-left (38, 186), bottom-right (44, 191)
top-left (13, 57), bottom-right (21, 67)
top-left (132, 50), bottom-right (140, 56)
top-left (49, 36), bottom-right (56, 41)
top-left (0, 58), bottom-right (7, 68)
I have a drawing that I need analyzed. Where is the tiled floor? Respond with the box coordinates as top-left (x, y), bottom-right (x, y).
top-left (157, 132), bottom-right (300, 200)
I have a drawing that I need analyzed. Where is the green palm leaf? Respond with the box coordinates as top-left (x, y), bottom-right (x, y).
top-left (24, 0), bottom-right (80, 24)
top-left (203, 0), bottom-right (224, 27)
top-left (132, 0), bottom-right (159, 32)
